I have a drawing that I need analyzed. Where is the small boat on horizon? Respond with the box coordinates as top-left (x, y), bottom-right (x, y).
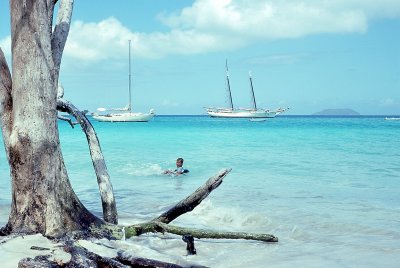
top-left (384, 117), bottom-right (400, 121)
top-left (205, 60), bottom-right (288, 119)
top-left (92, 40), bottom-right (155, 122)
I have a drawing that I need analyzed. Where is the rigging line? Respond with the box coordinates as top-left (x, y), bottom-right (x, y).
top-left (226, 59), bottom-right (234, 110)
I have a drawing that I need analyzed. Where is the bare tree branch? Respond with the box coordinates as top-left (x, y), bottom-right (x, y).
top-left (57, 98), bottom-right (118, 224)
top-left (122, 219), bottom-right (278, 243)
top-left (57, 114), bottom-right (78, 128)
top-left (154, 222), bottom-right (278, 243)
top-left (51, 0), bottom-right (74, 84)
top-left (153, 169), bottom-right (232, 223)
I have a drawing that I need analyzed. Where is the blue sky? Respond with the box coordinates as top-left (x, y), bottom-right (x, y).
top-left (1, 0), bottom-right (399, 115)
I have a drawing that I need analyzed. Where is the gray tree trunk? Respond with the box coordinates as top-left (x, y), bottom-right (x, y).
top-left (0, 0), bottom-right (102, 237)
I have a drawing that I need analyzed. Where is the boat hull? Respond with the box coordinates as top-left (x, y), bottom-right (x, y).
top-left (93, 112), bottom-right (155, 122)
top-left (206, 108), bottom-right (285, 118)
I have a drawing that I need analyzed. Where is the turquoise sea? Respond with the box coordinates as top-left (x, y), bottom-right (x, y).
top-left (1, 115), bottom-right (400, 267)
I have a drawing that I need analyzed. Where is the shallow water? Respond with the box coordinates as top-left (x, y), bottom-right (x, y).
top-left (1, 115), bottom-right (400, 267)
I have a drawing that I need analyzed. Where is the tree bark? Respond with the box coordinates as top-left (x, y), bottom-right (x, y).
top-left (0, 49), bottom-right (12, 160)
top-left (0, 0), bottom-right (102, 237)
top-left (116, 252), bottom-right (187, 268)
top-left (153, 169), bottom-right (231, 223)
top-left (154, 222), bottom-right (278, 242)
top-left (57, 99), bottom-right (118, 224)
top-left (51, 0), bottom-right (74, 86)
top-left (104, 169), bottom-right (278, 243)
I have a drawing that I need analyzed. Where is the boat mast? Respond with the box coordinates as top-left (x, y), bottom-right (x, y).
top-left (128, 40), bottom-right (132, 112)
top-left (249, 71), bottom-right (257, 110)
top-left (225, 59), bottom-right (234, 110)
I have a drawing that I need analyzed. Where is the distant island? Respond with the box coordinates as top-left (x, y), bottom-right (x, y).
top-left (313, 109), bottom-right (360, 116)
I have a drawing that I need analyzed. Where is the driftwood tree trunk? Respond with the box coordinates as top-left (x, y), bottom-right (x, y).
top-left (0, 0), bottom-right (103, 237)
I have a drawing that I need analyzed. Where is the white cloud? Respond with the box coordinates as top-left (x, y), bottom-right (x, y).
top-left (65, 18), bottom-right (132, 61)
top-left (63, 0), bottom-right (400, 61)
top-left (158, 0), bottom-right (374, 38)
top-left (0, 0), bottom-right (393, 63)
top-left (64, 17), bottom-right (233, 61)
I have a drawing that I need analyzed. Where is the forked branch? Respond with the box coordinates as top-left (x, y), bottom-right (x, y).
top-left (117, 169), bottom-right (278, 242)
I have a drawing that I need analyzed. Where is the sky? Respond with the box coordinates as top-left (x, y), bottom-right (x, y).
top-left (1, 0), bottom-right (400, 115)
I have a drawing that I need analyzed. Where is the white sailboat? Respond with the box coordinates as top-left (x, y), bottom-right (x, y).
top-left (92, 40), bottom-right (155, 122)
top-left (205, 60), bottom-right (288, 119)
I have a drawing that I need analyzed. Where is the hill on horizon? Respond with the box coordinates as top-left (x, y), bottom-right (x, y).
top-left (313, 109), bottom-right (360, 116)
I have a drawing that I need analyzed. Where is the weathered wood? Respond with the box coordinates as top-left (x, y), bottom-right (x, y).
top-left (155, 222), bottom-right (278, 242)
top-left (107, 168), bottom-right (278, 243)
top-left (51, 0), bottom-right (74, 86)
top-left (123, 221), bottom-right (277, 242)
top-left (63, 240), bottom-right (193, 268)
top-left (116, 251), bottom-right (185, 268)
top-left (18, 255), bottom-right (62, 268)
top-left (57, 114), bottom-right (78, 128)
top-left (0, 52), bottom-right (12, 235)
top-left (0, 49), bottom-right (12, 160)
top-left (57, 99), bottom-right (118, 224)
top-left (182, 234), bottom-right (196, 255)
top-left (123, 222), bottom-right (159, 238)
top-left (30, 246), bottom-right (51, 251)
top-left (64, 241), bottom-right (128, 268)
top-left (3, 0), bottom-right (102, 237)
top-left (153, 169), bottom-right (231, 223)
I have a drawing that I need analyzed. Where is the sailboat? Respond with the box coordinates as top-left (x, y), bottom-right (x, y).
top-left (92, 40), bottom-right (155, 122)
top-left (205, 60), bottom-right (288, 119)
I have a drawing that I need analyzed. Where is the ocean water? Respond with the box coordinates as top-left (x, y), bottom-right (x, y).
top-left (1, 115), bottom-right (400, 267)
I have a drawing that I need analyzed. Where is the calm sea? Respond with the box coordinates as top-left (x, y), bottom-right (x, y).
top-left (1, 115), bottom-right (400, 267)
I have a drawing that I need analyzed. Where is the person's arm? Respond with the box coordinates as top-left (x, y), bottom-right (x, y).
top-left (174, 167), bottom-right (184, 175)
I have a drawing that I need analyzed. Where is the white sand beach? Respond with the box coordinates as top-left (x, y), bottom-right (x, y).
top-left (0, 234), bottom-right (70, 267)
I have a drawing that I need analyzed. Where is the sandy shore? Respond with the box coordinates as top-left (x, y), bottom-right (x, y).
top-left (0, 233), bottom-right (201, 267)
top-left (0, 234), bottom-right (71, 267)
top-left (0, 233), bottom-right (131, 267)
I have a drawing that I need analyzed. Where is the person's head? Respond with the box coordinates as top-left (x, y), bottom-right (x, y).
top-left (176, 157), bottom-right (184, 167)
